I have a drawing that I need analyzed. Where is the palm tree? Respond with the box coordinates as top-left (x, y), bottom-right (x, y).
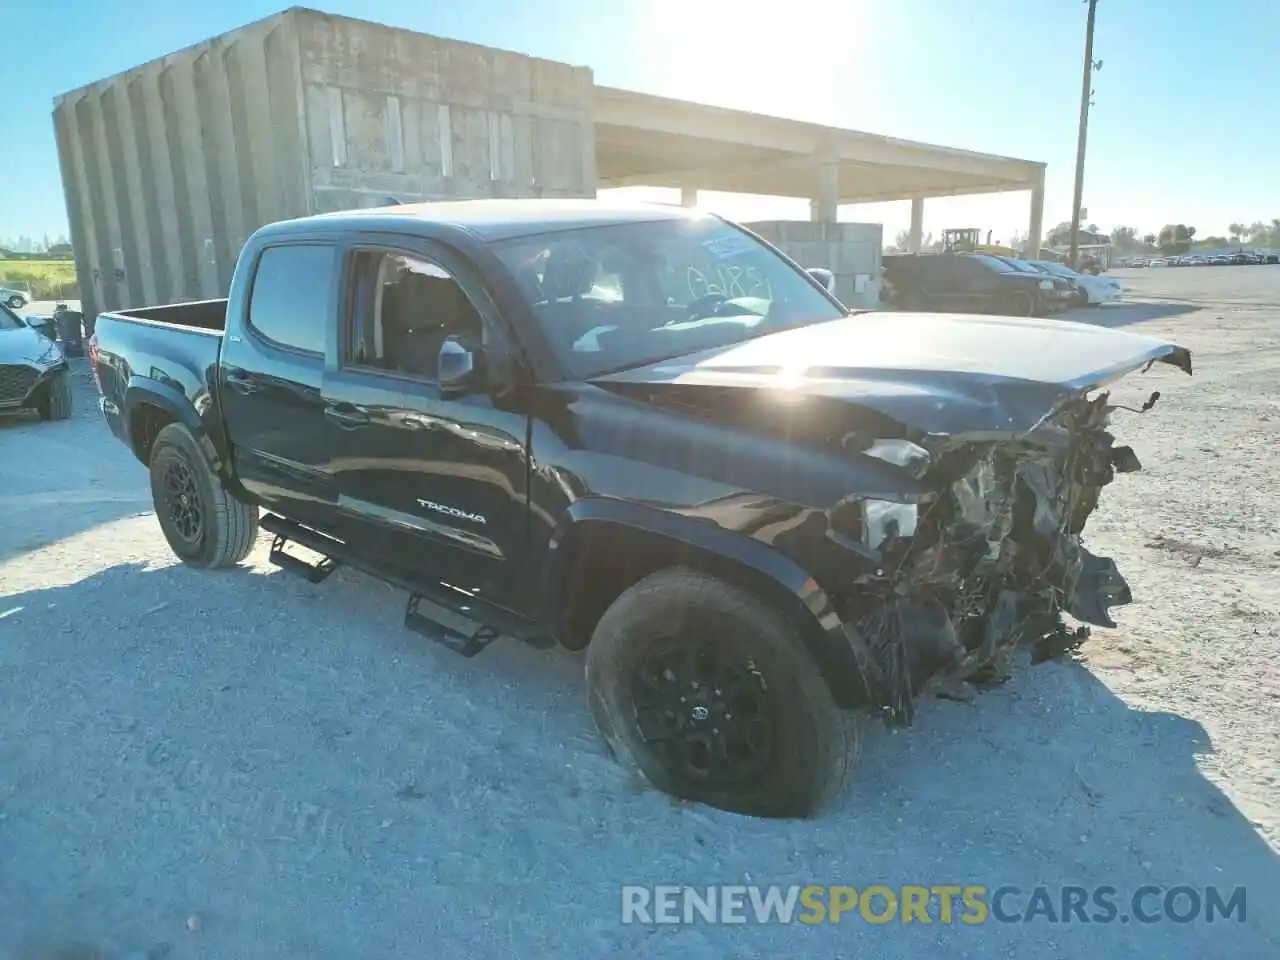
top-left (1228, 223), bottom-right (1244, 244)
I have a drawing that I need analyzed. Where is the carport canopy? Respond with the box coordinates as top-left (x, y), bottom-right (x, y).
top-left (594, 86), bottom-right (1046, 250)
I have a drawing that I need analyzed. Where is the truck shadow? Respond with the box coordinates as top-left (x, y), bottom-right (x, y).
top-left (1058, 300), bottom-right (1200, 328)
top-left (2, 560), bottom-right (1276, 957)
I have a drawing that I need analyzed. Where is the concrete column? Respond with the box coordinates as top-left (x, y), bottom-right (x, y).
top-left (1026, 166), bottom-right (1046, 258)
top-left (680, 185), bottom-right (698, 207)
top-left (809, 160), bottom-right (840, 223)
top-left (908, 197), bottom-right (924, 253)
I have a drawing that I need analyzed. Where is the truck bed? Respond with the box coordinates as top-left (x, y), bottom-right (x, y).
top-left (112, 298), bottom-right (228, 332)
top-left (92, 299), bottom-right (229, 456)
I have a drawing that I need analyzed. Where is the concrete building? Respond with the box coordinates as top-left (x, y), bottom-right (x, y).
top-left (53, 6), bottom-right (1046, 318)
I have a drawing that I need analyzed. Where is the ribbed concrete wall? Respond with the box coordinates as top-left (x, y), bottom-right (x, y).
top-left (748, 221), bottom-right (883, 309)
top-left (54, 7), bottom-right (597, 318)
top-left (297, 11), bottom-right (597, 214)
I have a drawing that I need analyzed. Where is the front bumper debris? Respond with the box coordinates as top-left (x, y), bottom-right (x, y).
top-left (837, 389), bottom-right (1163, 725)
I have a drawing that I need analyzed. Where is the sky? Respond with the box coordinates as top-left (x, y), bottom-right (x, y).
top-left (2, 0), bottom-right (1278, 246)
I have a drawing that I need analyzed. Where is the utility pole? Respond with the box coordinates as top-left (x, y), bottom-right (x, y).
top-left (1068, 0), bottom-right (1100, 269)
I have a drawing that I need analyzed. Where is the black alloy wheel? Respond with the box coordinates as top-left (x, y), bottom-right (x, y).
top-left (161, 455), bottom-right (204, 546)
top-left (630, 637), bottom-right (776, 791)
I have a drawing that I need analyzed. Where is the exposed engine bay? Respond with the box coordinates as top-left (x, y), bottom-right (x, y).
top-left (837, 389), bottom-right (1160, 726)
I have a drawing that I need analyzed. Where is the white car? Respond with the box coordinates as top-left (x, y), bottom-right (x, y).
top-left (1029, 261), bottom-right (1122, 306)
top-left (0, 285), bottom-right (29, 309)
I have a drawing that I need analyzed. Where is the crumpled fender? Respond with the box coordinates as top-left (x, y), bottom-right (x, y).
top-left (541, 497), bottom-right (875, 708)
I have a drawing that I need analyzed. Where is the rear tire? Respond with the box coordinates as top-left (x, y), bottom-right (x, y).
top-left (149, 422), bottom-right (258, 569)
top-left (36, 371), bottom-right (73, 420)
top-left (6, 295), bottom-right (22, 309)
top-left (585, 568), bottom-right (856, 818)
top-left (1006, 291), bottom-right (1035, 317)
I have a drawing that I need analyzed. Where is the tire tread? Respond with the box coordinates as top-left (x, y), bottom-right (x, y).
top-left (150, 423), bottom-right (258, 569)
top-left (585, 568), bottom-right (856, 818)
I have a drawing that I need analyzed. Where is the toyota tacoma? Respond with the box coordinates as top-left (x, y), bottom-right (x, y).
top-left (89, 200), bottom-right (1192, 818)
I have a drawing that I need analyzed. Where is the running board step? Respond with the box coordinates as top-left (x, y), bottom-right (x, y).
top-left (269, 534), bottom-right (341, 583)
top-left (405, 594), bottom-right (500, 658)
top-left (258, 513), bottom-right (554, 655)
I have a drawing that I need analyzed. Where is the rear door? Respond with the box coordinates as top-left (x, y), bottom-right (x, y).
top-left (319, 235), bottom-right (532, 612)
top-left (217, 241), bottom-right (340, 529)
top-left (918, 257), bottom-right (982, 311)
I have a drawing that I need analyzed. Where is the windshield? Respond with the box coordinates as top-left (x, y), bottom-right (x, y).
top-left (1000, 257), bottom-right (1042, 273)
top-left (491, 217), bottom-right (846, 378)
top-left (969, 254), bottom-right (1016, 273)
top-left (0, 304), bottom-right (26, 331)
top-left (1034, 261), bottom-right (1078, 278)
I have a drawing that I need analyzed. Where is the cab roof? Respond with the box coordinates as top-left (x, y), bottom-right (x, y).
top-left (262, 198), bottom-right (704, 244)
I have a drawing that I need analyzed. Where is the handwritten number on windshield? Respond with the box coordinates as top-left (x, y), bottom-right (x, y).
top-left (686, 265), bottom-right (772, 301)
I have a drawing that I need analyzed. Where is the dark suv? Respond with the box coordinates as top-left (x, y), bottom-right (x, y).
top-left (882, 253), bottom-right (1062, 317)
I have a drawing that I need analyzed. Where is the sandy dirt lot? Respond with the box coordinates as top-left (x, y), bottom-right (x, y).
top-left (1, 270), bottom-right (1277, 959)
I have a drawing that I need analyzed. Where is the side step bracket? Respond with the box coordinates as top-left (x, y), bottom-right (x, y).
top-left (405, 594), bottom-right (500, 658)
top-left (269, 533), bottom-right (341, 583)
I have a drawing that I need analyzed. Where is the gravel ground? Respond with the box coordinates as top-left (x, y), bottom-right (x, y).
top-left (1, 271), bottom-right (1277, 959)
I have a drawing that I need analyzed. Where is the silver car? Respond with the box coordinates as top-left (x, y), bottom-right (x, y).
top-left (0, 285), bottom-right (29, 309)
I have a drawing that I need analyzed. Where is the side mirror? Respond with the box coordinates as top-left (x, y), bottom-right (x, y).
top-left (438, 336), bottom-right (482, 398)
top-left (806, 267), bottom-right (835, 293)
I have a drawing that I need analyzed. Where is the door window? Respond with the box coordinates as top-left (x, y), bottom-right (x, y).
top-left (344, 251), bottom-right (485, 381)
top-left (247, 243), bottom-right (333, 354)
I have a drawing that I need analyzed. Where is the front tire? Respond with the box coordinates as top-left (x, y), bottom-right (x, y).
top-left (585, 568), bottom-right (856, 818)
top-left (36, 371), bottom-right (73, 420)
top-left (148, 422), bottom-right (259, 569)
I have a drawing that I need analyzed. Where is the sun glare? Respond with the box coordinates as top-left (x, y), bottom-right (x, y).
top-left (631, 0), bottom-right (876, 123)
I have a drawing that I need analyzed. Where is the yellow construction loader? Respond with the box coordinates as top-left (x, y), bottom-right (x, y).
top-left (941, 228), bottom-right (1018, 258)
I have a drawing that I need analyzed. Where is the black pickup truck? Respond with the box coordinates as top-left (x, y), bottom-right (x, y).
top-left (90, 200), bottom-right (1192, 818)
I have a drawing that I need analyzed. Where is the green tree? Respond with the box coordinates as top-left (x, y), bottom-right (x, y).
top-left (1157, 224), bottom-right (1196, 255)
top-left (1110, 226), bottom-right (1139, 252)
top-left (1046, 221), bottom-right (1073, 247)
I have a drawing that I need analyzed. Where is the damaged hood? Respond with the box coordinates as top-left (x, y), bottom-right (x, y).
top-left (593, 312), bottom-right (1192, 438)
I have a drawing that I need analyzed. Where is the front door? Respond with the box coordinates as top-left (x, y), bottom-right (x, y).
top-left (320, 238), bottom-right (531, 613)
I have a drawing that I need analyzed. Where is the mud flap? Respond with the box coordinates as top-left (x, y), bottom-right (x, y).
top-left (1063, 548), bottom-right (1133, 628)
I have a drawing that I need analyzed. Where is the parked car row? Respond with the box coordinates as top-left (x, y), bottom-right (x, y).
top-left (881, 252), bottom-right (1120, 317)
top-left (1121, 252), bottom-right (1280, 267)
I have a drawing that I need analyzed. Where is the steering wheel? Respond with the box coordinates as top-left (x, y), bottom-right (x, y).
top-left (667, 292), bottom-right (729, 325)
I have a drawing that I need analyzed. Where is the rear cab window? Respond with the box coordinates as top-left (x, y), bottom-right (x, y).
top-left (247, 243), bottom-right (335, 355)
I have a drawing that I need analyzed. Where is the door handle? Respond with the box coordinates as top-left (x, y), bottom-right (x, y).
top-left (395, 413), bottom-right (435, 430)
top-left (225, 372), bottom-right (258, 396)
top-left (324, 404), bottom-right (370, 429)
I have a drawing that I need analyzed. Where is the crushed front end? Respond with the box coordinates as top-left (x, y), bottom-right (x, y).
top-left (834, 389), bottom-right (1162, 726)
